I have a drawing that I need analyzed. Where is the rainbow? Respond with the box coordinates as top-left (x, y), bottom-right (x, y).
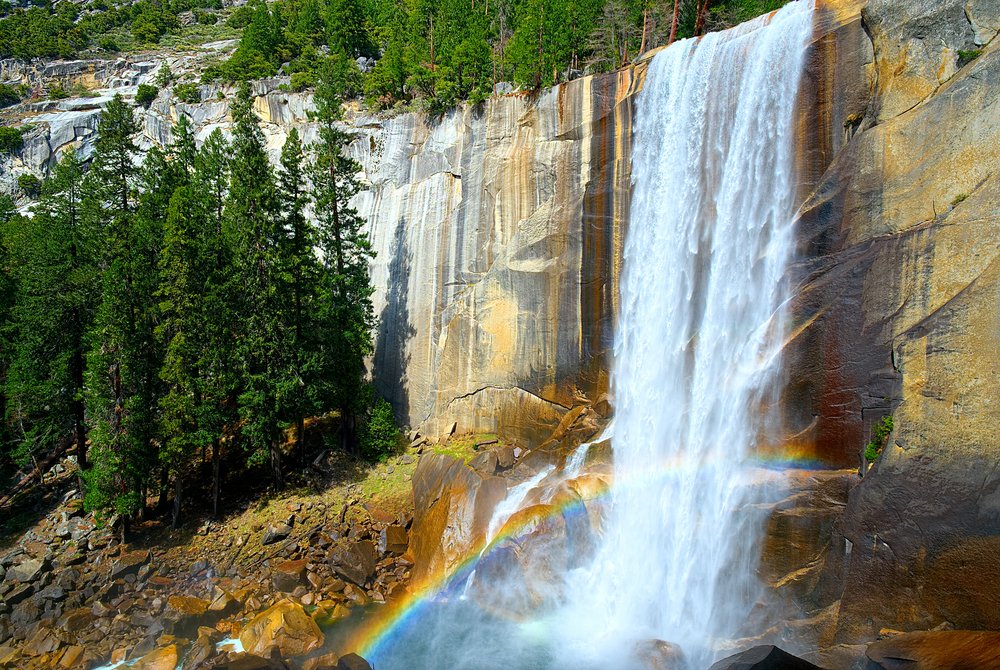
top-left (342, 445), bottom-right (828, 662)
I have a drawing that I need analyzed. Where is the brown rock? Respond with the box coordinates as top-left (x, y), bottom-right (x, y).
top-left (238, 600), bottom-right (324, 658)
top-left (495, 445), bottom-right (515, 469)
top-left (301, 651), bottom-right (341, 670)
top-left (133, 644), bottom-right (180, 670)
top-left (163, 595), bottom-right (212, 637)
top-left (110, 550), bottom-right (150, 579)
top-left (58, 608), bottom-right (94, 633)
top-left (58, 645), bottom-right (85, 668)
top-left (866, 630), bottom-right (1000, 670)
top-left (272, 559), bottom-right (307, 592)
top-left (468, 450), bottom-right (498, 475)
top-left (327, 541), bottom-right (376, 587)
top-left (337, 653), bottom-right (373, 670)
top-left (22, 627), bottom-right (61, 656)
top-left (378, 525), bottom-right (408, 557)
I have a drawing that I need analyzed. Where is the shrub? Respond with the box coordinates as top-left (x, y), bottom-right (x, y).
top-left (951, 192), bottom-right (969, 207)
top-left (957, 49), bottom-right (982, 67)
top-left (17, 173), bottom-right (40, 196)
top-left (135, 83), bottom-right (158, 108)
top-left (864, 415), bottom-right (894, 462)
top-left (172, 82), bottom-right (201, 104)
top-left (0, 82), bottom-right (27, 107)
top-left (155, 64), bottom-right (174, 87)
top-left (0, 126), bottom-right (23, 154)
top-left (360, 397), bottom-right (401, 462)
top-left (97, 35), bottom-right (120, 52)
top-left (290, 71), bottom-right (315, 92)
top-left (48, 84), bottom-right (69, 100)
top-left (195, 9), bottom-right (217, 24)
top-left (226, 5), bottom-right (254, 28)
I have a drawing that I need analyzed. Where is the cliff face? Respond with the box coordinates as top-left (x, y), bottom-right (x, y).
top-left (352, 71), bottom-right (641, 444)
top-left (800, 0), bottom-right (1000, 643)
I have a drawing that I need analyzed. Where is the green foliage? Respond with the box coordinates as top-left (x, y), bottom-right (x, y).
top-left (48, 84), bottom-right (69, 100)
top-left (957, 49), bottom-right (982, 66)
top-left (951, 192), bottom-right (969, 207)
top-left (16, 173), bottom-right (41, 197)
top-left (155, 64), bottom-right (175, 87)
top-left (135, 83), bottom-right (159, 108)
top-left (173, 82), bottom-right (201, 103)
top-left (0, 126), bottom-right (22, 154)
top-left (360, 395), bottom-right (401, 461)
top-left (290, 70), bottom-right (316, 91)
top-left (0, 82), bottom-right (28, 108)
top-left (864, 415), bottom-right (894, 462)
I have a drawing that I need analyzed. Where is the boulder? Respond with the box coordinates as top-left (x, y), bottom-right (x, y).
top-left (378, 525), bottom-right (408, 556)
top-left (272, 559), bottom-right (308, 592)
top-left (133, 644), bottom-right (180, 670)
top-left (865, 630), bottom-right (1000, 670)
top-left (239, 600), bottom-right (324, 658)
top-left (469, 450), bottom-right (498, 475)
top-left (110, 550), bottom-right (150, 579)
top-left (337, 653), bottom-right (373, 670)
top-left (163, 595), bottom-right (212, 637)
top-left (5, 558), bottom-right (48, 584)
top-left (495, 445), bottom-right (516, 469)
top-left (327, 540), bottom-right (376, 587)
top-left (707, 646), bottom-right (822, 670)
top-left (262, 523), bottom-right (293, 546)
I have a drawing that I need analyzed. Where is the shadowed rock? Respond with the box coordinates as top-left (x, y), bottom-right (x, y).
top-left (865, 630), bottom-right (1000, 670)
top-left (708, 645), bottom-right (823, 670)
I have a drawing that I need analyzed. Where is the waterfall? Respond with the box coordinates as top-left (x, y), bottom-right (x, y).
top-left (558, 2), bottom-right (814, 666)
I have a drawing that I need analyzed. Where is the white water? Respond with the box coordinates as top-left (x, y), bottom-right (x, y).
top-left (557, 3), bottom-right (813, 667)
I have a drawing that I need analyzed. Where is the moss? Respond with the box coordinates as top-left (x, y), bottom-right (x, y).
top-left (957, 49), bottom-right (982, 67)
top-left (951, 192), bottom-right (969, 207)
top-left (864, 415), bottom-right (894, 462)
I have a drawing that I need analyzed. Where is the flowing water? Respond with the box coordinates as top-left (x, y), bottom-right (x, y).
top-left (351, 3), bottom-right (815, 668)
top-left (555, 3), bottom-right (813, 666)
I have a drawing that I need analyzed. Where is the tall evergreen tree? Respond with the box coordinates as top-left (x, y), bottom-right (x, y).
top-left (83, 95), bottom-right (162, 528)
top-left (4, 153), bottom-right (97, 474)
top-left (310, 66), bottom-right (376, 452)
top-left (227, 83), bottom-right (285, 486)
top-left (275, 128), bottom-right (320, 464)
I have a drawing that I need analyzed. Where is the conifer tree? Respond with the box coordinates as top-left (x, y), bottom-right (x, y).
top-left (310, 64), bottom-right (376, 452)
top-left (83, 95), bottom-right (162, 528)
top-left (227, 83), bottom-right (285, 486)
top-left (4, 152), bottom-right (97, 473)
top-left (276, 128), bottom-right (319, 464)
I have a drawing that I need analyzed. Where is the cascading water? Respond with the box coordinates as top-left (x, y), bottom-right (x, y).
top-left (347, 4), bottom-right (815, 669)
top-left (557, 3), bottom-right (814, 666)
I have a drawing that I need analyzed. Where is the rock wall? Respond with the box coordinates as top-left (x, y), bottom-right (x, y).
top-left (352, 70), bottom-right (641, 443)
top-left (795, 0), bottom-right (1000, 647)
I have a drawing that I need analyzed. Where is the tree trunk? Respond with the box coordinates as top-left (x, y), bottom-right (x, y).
top-left (639, 7), bottom-right (651, 54)
top-left (668, 0), bottom-right (681, 45)
top-left (695, 0), bottom-right (711, 36)
top-left (171, 476), bottom-right (182, 530)
top-left (270, 438), bottom-right (283, 488)
top-left (211, 439), bottom-right (221, 518)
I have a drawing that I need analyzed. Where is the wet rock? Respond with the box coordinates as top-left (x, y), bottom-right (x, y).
top-left (162, 595), bottom-right (211, 637)
top-left (58, 607), bottom-right (94, 633)
top-left (272, 559), bottom-right (308, 592)
top-left (58, 645), bottom-right (85, 668)
top-left (707, 645), bottom-right (821, 670)
top-left (133, 644), bottom-right (180, 670)
top-left (865, 630), bottom-right (1000, 670)
top-left (378, 525), bottom-right (408, 557)
top-left (21, 626), bottom-right (60, 656)
top-left (262, 523), bottom-right (293, 546)
top-left (327, 540), bottom-right (376, 587)
top-left (337, 653), bottom-right (373, 670)
top-left (632, 639), bottom-right (685, 670)
top-left (239, 600), bottom-right (324, 657)
top-left (496, 445), bottom-right (515, 469)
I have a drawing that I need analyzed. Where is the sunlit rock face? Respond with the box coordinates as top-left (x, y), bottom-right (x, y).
top-left (793, 0), bottom-right (1000, 645)
top-left (351, 70), bottom-right (642, 444)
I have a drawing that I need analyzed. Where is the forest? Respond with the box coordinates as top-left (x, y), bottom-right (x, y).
top-left (1, 0), bottom-right (790, 111)
top-left (0, 70), bottom-right (399, 533)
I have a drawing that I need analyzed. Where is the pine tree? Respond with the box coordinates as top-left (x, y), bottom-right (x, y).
top-left (275, 128), bottom-right (319, 465)
top-left (194, 128), bottom-right (237, 516)
top-left (310, 67), bottom-right (376, 453)
top-left (83, 95), bottom-right (162, 530)
top-left (4, 152), bottom-right (97, 474)
top-left (227, 83), bottom-right (285, 486)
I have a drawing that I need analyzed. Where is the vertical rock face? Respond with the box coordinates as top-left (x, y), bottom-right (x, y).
top-left (793, 0), bottom-right (1000, 644)
top-left (352, 70), bottom-right (641, 443)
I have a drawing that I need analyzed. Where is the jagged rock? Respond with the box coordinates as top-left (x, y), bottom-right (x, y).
top-left (378, 525), bottom-right (408, 556)
top-left (495, 445), bottom-right (515, 469)
top-left (110, 550), bottom-right (150, 579)
top-left (262, 523), bottom-right (293, 546)
top-left (337, 653), bottom-right (373, 670)
top-left (707, 645), bottom-right (822, 670)
top-left (5, 558), bottom-right (48, 584)
top-left (632, 639), bottom-right (686, 670)
top-left (272, 559), bottom-right (308, 592)
top-left (162, 595), bottom-right (211, 637)
top-left (327, 540), bottom-right (376, 587)
top-left (133, 644), bottom-right (180, 670)
top-left (469, 450), bottom-right (498, 475)
top-left (57, 608), bottom-right (93, 633)
top-left (239, 600), bottom-right (324, 657)
top-left (865, 630), bottom-right (1000, 670)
